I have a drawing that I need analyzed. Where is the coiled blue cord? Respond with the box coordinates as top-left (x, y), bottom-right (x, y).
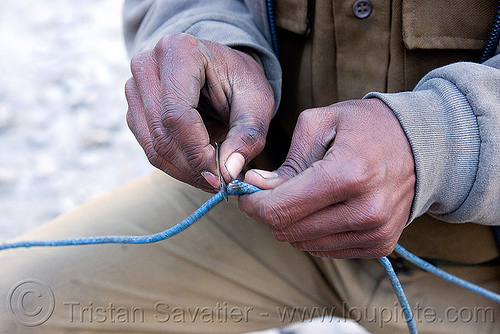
top-left (2, 180), bottom-right (500, 334)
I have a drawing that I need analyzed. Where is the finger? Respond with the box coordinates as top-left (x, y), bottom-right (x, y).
top-left (289, 213), bottom-right (403, 258)
top-left (277, 108), bottom-right (338, 177)
top-left (217, 50), bottom-right (275, 181)
top-left (284, 202), bottom-right (403, 258)
top-left (125, 77), bottom-right (208, 188)
top-left (129, 50), bottom-right (190, 174)
top-left (243, 169), bottom-right (281, 190)
top-left (155, 35), bottom-right (216, 181)
top-left (130, 43), bottom-right (215, 187)
top-left (268, 202), bottom-right (374, 243)
top-left (239, 156), bottom-right (357, 230)
top-left (272, 193), bottom-right (410, 259)
top-left (289, 226), bottom-right (397, 254)
top-left (197, 40), bottom-right (232, 122)
top-left (125, 77), bottom-right (154, 154)
top-left (243, 107), bottom-right (338, 190)
top-left (270, 178), bottom-right (414, 244)
top-left (307, 243), bottom-right (396, 259)
top-left (269, 190), bottom-right (392, 242)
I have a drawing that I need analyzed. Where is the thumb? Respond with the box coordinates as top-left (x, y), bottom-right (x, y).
top-left (220, 116), bottom-right (270, 182)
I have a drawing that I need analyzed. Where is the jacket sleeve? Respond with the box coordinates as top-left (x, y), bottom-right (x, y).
top-left (366, 55), bottom-right (500, 226)
top-left (122, 0), bottom-right (281, 109)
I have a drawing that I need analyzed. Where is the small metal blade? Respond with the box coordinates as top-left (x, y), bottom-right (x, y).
top-left (215, 142), bottom-right (228, 201)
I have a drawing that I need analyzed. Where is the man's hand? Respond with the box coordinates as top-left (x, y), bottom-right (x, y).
top-left (238, 99), bottom-right (416, 259)
top-left (125, 33), bottom-right (274, 191)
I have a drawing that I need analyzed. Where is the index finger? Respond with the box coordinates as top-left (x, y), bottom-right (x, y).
top-left (217, 52), bottom-right (275, 181)
top-left (155, 36), bottom-right (217, 178)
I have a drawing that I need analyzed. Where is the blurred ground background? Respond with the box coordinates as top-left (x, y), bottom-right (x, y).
top-left (0, 0), bottom-right (151, 240)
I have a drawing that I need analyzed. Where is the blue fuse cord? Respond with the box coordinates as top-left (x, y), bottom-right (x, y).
top-left (0, 182), bottom-right (255, 251)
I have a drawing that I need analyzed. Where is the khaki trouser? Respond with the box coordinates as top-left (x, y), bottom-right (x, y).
top-left (0, 169), bottom-right (498, 333)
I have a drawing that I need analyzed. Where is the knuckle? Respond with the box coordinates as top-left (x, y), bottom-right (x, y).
top-left (155, 33), bottom-right (199, 59)
top-left (371, 241), bottom-right (397, 258)
top-left (295, 109), bottom-right (315, 133)
top-left (155, 34), bottom-right (177, 54)
top-left (152, 135), bottom-right (176, 161)
top-left (271, 225), bottom-right (304, 243)
top-left (290, 241), bottom-right (309, 252)
top-left (259, 202), bottom-right (292, 229)
top-left (297, 107), bottom-right (318, 122)
top-left (356, 223), bottom-right (397, 258)
top-left (144, 144), bottom-right (161, 168)
top-left (161, 103), bottom-right (185, 127)
top-left (130, 50), bottom-right (152, 75)
top-left (184, 146), bottom-right (207, 172)
top-left (124, 78), bottom-right (136, 97)
top-left (370, 224), bottom-right (394, 246)
top-left (271, 229), bottom-right (290, 242)
top-left (240, 122), bottom-right (267, 149)
top-left (296, 107), bottom-right (330, 127)
top-left (281, 153), bottom-right (308, 176)
top-left (340, 158), bottom-right (372, 191)
top-left (357, 200), bottom-right (389, 229)
top-left (229, 121), bottom-right (268, 160)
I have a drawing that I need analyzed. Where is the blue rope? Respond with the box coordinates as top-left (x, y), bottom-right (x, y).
top-left (394, 244), bottom-right (500, 303)
top-left (0, 190), bottom-right (227, 250)
top-left (378, 257), bottom-right (418, 334)
top-left (0, 181), bottom-right (256, 251)
top-left (2, 180), bottom-right (500, 334)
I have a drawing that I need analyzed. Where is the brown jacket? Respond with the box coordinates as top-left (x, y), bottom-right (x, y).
top-left (274, 0), bottom-right (497, 128)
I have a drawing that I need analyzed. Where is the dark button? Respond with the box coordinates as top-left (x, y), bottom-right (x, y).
top-left (352, 0), bottom-right (373, 19)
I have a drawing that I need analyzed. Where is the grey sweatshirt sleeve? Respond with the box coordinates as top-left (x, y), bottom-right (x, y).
top-left (122, 0), bottom-right (281, 109)
top-left (366, 55), bottom-right (500, 225)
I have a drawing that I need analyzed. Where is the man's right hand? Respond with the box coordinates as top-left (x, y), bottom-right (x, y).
top-left (125, 33), bottom-right (275, 191)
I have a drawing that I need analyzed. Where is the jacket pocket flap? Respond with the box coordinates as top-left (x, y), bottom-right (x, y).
top-left (275, 0), bottom-right (309, 35)
top-left (403, 0), bottom-right (497, 50)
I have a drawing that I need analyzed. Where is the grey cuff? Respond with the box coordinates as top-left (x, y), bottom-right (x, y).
top-left (366, 60), bottom-right (500, 226)
top-left (365, 83), bottom-right (481, 224)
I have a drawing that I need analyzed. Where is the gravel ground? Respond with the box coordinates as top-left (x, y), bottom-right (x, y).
top-left (0, 0), bottom-right (151, 240)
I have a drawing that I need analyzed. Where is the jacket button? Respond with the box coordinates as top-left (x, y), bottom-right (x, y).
top-left (352, 0), bottom-right (373, 19)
